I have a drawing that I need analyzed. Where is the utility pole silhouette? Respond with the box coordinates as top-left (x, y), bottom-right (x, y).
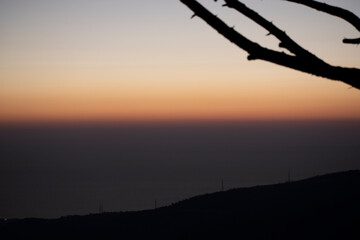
top-left (221, 178), bottom-right (224, 191)
top-left (99, 203), bottom-right (104, 214)
top-left (287, 170), bottom-right (291, 183)
top-left (154, 200), bottom-right (157, 209)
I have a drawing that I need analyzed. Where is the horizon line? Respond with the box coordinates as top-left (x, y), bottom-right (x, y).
top-left (0, 118), bottom-right (359, 127)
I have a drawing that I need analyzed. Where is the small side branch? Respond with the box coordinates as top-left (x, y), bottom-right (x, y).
top-left (343, 37), bottom-right (360, 45)
top-left (285, 0), bottom-right (360, 44)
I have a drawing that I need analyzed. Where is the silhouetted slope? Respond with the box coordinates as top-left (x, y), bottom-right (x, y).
top-left (1, 170), bottom-right (360, 239)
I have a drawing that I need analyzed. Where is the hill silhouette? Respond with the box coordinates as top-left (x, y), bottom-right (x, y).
top-left (1, 170), bottom-right (360, 239)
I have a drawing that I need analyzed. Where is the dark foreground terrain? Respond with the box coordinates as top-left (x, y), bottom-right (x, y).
top-left (1, 170), bottom-right (360, 239)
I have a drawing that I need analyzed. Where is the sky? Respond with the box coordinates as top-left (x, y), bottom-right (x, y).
top-left (1, 0), bottom-right (360, 123)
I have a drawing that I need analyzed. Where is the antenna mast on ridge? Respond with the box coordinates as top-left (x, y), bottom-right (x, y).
top-left (287, 169), bottom-right (291, 183)
top-left (99, 203), bottom-right (104, 214)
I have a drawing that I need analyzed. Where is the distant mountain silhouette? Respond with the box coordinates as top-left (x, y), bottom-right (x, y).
top-left (1, 170), bottom-right (360, 239)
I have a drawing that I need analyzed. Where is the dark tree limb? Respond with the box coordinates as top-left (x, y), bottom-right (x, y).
top-left (180, 0), bottom-right (360, 89)
top-left (223, 0), bottom-right (317, 58)
top-left (343, 37), bottom-right (360, 44)
top-left (285, 0), bottom-right (360, 45)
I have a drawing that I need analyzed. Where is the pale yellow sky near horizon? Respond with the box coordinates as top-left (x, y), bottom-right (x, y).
top-left (1, 0), bottom-right (360, 123)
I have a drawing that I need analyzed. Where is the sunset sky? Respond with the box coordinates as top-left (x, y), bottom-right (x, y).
top-left (1, 0), bottom-right (360, 123)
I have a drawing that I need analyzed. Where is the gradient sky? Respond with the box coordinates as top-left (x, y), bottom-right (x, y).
top-left (1, 0), bottom-right (360, 123)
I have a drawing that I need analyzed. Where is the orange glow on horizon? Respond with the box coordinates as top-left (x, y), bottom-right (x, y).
top-left (1, 74), bottom-right (360, 124)
top-left (1, 65), bottom-right (360, 124)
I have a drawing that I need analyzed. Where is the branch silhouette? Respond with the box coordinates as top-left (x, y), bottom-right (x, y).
top-left (285, 0), bottom-right (360, 44)
top-left (180, 0), bottom-right (360, 90)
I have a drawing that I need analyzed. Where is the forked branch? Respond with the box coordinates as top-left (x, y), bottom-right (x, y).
top-left (180, 0), bottom-right (360, 90)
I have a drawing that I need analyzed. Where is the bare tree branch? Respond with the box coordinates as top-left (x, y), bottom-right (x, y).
top-left (223, 0), bottom-right (316, 58)
top-left (180, 0), bottom-right (360, 89)
top-left (285, 0), bottom-right (360, 45)
top-left (343, 37), bottom-right (360, 44)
